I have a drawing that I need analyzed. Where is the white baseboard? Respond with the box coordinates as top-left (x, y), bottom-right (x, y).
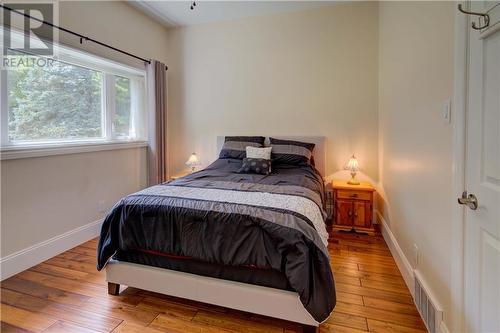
top-left (375, 210), bottom-right (415, 296)
top-left (376, 210), bottom-right (450, 333)
top-left (0, 218), bottom-right (103, 280)
top-left (440, 320), bottom-right (451, 333)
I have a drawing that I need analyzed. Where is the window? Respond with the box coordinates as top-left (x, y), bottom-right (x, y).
top-left (1, 30), bottom-right (147, 152)
top-left (7, 51), bottom-right (104, 142)
top-left (114, 76), bottom-right (132, 138)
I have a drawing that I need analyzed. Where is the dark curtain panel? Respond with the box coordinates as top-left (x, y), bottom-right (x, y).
top-left (147, 60), bottom-right (168, 185)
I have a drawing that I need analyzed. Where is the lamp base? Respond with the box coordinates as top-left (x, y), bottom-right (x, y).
top-left (347, 172), bottom-right (360, 185)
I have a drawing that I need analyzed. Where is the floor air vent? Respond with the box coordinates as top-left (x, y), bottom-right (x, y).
top-left (414, 271), bottom-right (443, 333)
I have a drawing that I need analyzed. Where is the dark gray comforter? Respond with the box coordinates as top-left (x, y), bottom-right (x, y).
top-left (97, 158), bottom-right (336, 322)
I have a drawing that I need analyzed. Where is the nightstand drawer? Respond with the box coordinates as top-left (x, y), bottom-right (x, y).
top-left (336, 190), bottom-right (371, 201)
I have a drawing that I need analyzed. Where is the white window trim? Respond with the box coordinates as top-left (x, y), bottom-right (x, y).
top-left (0, 29), bottom-right (148, 160)
top-left (104, 73), bottom-right (115, 139)
top-left (0, 140), bottom-right (148, 161)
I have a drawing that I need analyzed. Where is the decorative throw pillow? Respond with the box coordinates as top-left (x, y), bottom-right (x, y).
top-left (269, 137), bottom-right (315, 166)
top-left (219, 136), bottom-right (265, 159)
top-left (246, 146), bottom-right (272, 160)
top-left (237, 158), bottom-right (271, 175)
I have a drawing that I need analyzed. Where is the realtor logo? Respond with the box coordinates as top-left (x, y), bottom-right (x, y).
top-left (2, 2), bottom-right (56, 56)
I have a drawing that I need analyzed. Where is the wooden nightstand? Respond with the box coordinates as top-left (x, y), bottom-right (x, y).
top-left (170, 170), bottom-right (190, 180)
top-left (332, 180), bottom-right (375, 235)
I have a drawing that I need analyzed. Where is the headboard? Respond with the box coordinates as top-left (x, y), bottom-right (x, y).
top-left (216, 136), bottom-right (326, 177)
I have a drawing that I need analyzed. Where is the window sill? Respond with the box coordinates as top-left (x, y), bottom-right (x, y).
top-left (0, 141), bottom-right (148, 161)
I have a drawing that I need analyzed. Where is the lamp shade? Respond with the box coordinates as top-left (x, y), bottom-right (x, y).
top-left (345, 155), bottom-right (359, 172)
top-left (185, 153), bottom-right (200, 167)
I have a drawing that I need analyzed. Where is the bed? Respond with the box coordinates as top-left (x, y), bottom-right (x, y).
top-left (97, 136), bottom-right (335, 332)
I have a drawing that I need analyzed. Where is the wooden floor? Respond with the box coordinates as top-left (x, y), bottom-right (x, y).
top-left (1, 230), bottom-right (427, 333)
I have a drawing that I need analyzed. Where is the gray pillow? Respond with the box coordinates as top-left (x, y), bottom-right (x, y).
top-left (269, 137), bottom-right (315, 166)
top-left (237, 158), bottom-right (271, 175)
top-left (219, 136), bottom-right (265, 159)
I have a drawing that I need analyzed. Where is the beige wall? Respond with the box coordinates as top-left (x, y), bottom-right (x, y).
top-left (2, 4), bottom-right (458, 329)
top-left (0, 1), bottom-right (168, 257)
top-left (166, 2), bottom-right (379, 180)
top-left (378, 1), bottom-right (454, 327)
top-left (1, 149), bottom-right (147, 254)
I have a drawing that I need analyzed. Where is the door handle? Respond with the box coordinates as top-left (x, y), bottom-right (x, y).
top-left (458, 191), bottom-right (478, 210)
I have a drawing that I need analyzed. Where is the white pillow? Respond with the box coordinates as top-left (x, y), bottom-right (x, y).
top-left (246, 146), bottom-right (272, 159)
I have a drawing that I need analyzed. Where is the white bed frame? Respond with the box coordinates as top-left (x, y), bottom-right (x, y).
top-left (106, 136), bottom-right (326, 332)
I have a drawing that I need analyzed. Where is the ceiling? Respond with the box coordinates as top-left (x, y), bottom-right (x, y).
top-left (129, 1), bottom-right (335, 28)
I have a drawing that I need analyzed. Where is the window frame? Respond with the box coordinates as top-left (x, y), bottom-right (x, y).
top-left (0, 29), bottom-right (148, 159)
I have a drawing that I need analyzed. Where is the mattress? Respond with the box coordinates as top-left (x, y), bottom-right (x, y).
top-left (114, 249), bottom-right (292, 291)
top-left (97, 158), bottom-right (335, 322)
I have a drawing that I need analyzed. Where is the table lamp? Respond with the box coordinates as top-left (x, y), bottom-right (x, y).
top-left (186, 153), bottom-right (200, 172)
top-left (345, 154), bottom-right (360, 185)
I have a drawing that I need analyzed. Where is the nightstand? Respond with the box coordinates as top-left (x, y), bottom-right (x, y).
top-left (332, 180), bottom-right (375, 235)
top-left (170, 170), bottom-right (190, 180)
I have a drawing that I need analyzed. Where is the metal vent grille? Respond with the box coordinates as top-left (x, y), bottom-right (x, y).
top-left (415, 275), bottom-right (442, 333)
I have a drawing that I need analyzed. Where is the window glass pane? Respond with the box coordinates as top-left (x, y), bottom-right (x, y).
top-left (114, 76), bottom-right (131, 138)
top-left (7, 52), bottom-right (103, 142)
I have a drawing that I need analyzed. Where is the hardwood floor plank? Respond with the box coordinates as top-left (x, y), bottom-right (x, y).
top-left (42, 321), bottom-right (101, 333)
top-left (347, 245), bottom-right (392, 257)
top-left (320, 322), bottom-right (368, 333)
top-left (332, 267), bottom-right (406, 285)
top-left (334, 274), bottom-right (361, 286)
top-left (1, 322), bottom-right (35, 333)
top-left (337, 291), bottom-right (364, 305)
top-left (0, 304), bottom-right (57, 332)
top-left (50, 252), bottom-right (82, 261)
top-left (334, 302), bottom-right (425, 330)
top-left (367, 319), bottom-right (427, 333)
top-left (68, 246), bottom-right (98, 257)
top-left (149, 313), bottom-right (236, 333)
top-left (360, 279), bottom-right (411, 295)
top-left (325, 311), bottom-right (368, 330)
top-left (136, 296), bottom-right (198, 321)
top-left (363, 297), bottom-right (420, 316)
top-left (15, 271), bottom-right (107, 298)
top-left (331, 254), bottom-right (397, 268)
top-left (43, 257), bottom-right (98, 273)
top-left (125, 288), bottom-right (228, 314)
top-left (192, 309), bottom-right (283, 333)
top-left (335, 282), bottom-right (414, 304)
top-left (78, 297), bottom-right (160, 327)
top-left (112, 322), bottom-right (165, 333)
top-left (2, 277), bottom-right (90, 307)
top-left (328, 246), bottom-right (343, 256)
top-left (359, 273), bottom-right (406, 286)
top-left (330, 261), bottom-right (359, 271)
top-left (30, 263), bottom-right (90, 281)
top-left (357, 263), bottom-right (402, 276)
top-left (330, 233), bottom-right (387, 245)
top-left (1, 231), bottom-right (426, 333)
top-left (1, 288), bottom-right (122, 333)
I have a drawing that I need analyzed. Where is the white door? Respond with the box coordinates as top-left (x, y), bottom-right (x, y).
top-left (462, 1), bottom-right (500, 332)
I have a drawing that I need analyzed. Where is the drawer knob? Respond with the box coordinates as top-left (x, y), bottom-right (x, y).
top-left (350, 193), bottom-right (358, 198)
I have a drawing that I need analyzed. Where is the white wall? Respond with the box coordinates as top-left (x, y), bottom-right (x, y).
top-left (166, 2), bottom-right (379, 180)
top-left (1, 1), bottom-right (168, 260)
top-left (378, 1), bottom-right (455, 328)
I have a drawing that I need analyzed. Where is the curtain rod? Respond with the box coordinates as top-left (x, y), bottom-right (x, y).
top-left (0, 4), bottom-right (168, 70)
